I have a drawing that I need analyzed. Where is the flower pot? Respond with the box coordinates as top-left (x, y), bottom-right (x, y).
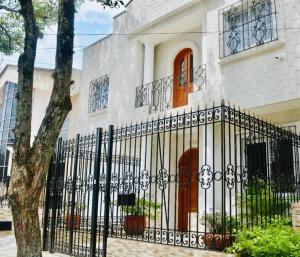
top-left (201, 233), bottom-right (233, 250)
top-left (123, 215), bottom-right (145, 236)
top-left (66, 213), bottom-right (81, 230)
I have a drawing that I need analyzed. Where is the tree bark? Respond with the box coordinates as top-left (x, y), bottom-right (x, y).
top-left (11, 191), bottom-right (41, 257)
top-left (9, 0), bottom-right (40, 256)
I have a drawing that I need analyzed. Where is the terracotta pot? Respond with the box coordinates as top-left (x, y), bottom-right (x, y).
top-left (123, 215), bottom-right (145, 236)
top-left (201, 233), bottom-right (233, 250)
top-left (66, 213), bottom-right (81, 230)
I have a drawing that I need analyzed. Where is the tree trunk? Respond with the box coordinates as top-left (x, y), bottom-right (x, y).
top-left (9, 163), bottom-right (42, 257)
top-left (10, 0), bottom-right (75, 255)
top-left (11, 201), bottom-right (41, 257)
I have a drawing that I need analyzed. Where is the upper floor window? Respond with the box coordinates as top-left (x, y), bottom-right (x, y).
top-left (219, 0), bottom-right (278, 58)
top-left (88, 75), bottom-right (109, 113)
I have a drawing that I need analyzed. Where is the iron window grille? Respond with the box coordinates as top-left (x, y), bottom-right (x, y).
top-left (88, 75), bottom-right (109, 113)
top-left (219, 0), bottom-right (278, 58)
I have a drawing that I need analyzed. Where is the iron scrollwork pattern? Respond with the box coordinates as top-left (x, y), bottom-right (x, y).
top-left (220, 0), bottom-right (278, 58)
top-left (135, 65), bottom-right (206, 112)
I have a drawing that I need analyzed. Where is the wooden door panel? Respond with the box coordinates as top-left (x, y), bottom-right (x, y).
top-left (173, 49), bottom-right (193, 108)
top-left (178, 149), bottom-right (198, 232)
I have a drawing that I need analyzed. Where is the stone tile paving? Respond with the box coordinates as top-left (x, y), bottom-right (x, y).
top-left (1, 207), bottom-right (234, 257)
top-left (0, 234), bottom-right (234, 257)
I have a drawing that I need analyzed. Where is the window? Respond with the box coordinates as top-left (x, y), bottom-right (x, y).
top-left (0, 82), bottom-right (17, 179)
top-left (88, 75), bottom-right (109, 113)
top-left (246, 142), bottom-right (267, 180)
top-left (220, 0), bottom-right (278, 58)
top-left (271, 139), bottom-right (295, 192)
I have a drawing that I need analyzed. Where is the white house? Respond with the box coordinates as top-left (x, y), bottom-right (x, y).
top-left (64, 0), bottom-right (300, 238)
top-left (2, 0), bottom-right (300, 250)
top-left (74, 0), bottom-right (300, 135)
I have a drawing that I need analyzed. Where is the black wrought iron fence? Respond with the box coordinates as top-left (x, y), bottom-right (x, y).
top-left (135, 65), bottom-right (206, 112)
top-left (43, 103), bottom-right (300, 256)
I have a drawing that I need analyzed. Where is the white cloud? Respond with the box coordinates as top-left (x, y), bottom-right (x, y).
top-left (76, 1), bottom-right (122, 24)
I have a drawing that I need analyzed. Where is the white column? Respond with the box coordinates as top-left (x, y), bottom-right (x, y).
top-left (143, 42), bottom-right (155, 84)
top-left (200, 126), bottom-right (215, 213)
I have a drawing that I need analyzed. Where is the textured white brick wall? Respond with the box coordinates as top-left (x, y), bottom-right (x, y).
top-left (114, 0), bottom-right (200, 33)
top-left (76, 0), bottom-right (300, 134)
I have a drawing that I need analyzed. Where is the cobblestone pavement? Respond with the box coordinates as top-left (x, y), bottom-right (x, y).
top-left (1, 207), bottom-right (234, 257)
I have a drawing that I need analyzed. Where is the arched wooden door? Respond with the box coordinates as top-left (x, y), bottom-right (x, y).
top-left (173, 48), bottom-right (194, 108)
top-left (178, 148), bottom-right (198, 232)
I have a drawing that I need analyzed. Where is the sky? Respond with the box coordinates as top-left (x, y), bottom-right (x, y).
top-left (0, 1), bottom-right (129, 71)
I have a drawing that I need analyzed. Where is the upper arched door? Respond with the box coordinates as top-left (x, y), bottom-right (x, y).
top-left (173, 48), bottom-right (194, 108)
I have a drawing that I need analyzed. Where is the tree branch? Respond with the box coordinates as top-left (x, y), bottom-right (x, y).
top-left (0, 4), bottom-right (20, 13)
top-left (13, 0), bottom-right (39, 167)
top-left (0, 23), bottom-right (13, 50)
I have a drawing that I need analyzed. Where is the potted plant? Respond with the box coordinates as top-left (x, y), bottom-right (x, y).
top-left (201, 212), bottom-right (238, 250)
top-left (66, 202), bottom-right (84, 230)
top-left (120, 199), bottom-right (160, 236)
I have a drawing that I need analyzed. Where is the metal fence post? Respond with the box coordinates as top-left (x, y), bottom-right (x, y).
top-left (69, 134), bottom-right (80, 254)
top-left (90, 128), bottom-right (103, 257)
top-left (102, 125), bottom-right (114, 257)
top-left (42, 157), bottom-right (54, 251)
top-left (49, 138), bottom-right (62, 253)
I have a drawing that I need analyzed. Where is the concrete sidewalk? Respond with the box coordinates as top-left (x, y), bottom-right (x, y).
top-left (0, 233), bottom-right (66, 257)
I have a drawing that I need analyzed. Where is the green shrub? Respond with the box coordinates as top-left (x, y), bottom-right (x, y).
top-left (226, 218), bottom-right (300, 257)
top-left (238, 179), bottom-right (291, 221)
top-left (202, 212), bottom-right (242, 234)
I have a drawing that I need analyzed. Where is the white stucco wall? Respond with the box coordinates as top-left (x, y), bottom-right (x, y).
top-left (0, 65), bottom-right (80, 140)
top-left (77, 0), bottom-right (300, 135)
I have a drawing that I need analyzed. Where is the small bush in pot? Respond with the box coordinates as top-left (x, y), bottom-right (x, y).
top-left (66, 202), bottom-right (84, 230)
top-left (201, 212), bottom-right (239, 250)
top-left (121, 199), bottom-right (160, 236)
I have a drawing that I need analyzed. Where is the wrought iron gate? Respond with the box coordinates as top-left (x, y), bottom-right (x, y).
top-left (43, 126), bottom-right (114, 257)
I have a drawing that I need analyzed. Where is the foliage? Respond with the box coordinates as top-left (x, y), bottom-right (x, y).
top-left (238, 178), bottom-right (291, 220)
top-left (119, 199), bottom-right (161, 219)
top-left (202, 212), bottom-right (241, 234)
top-left (0, 0), bottom-right (124, 55)
top-left (226, 217), bottom-right (300, 257)
top-left (0, 0), bottom-right (57, 55)
top-left (97, 0), bottom-right (124, 7)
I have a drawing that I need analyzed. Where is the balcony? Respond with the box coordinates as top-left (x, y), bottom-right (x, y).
top-left (135, 65), bottom-right (206, 113)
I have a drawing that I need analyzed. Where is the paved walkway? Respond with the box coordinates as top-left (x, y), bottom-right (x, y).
top-left (0, 233), bottom-right (233, 257)
top-left (1, 207), bottom-right (234, 257)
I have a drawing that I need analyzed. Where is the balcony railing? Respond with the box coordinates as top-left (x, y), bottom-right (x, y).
top-left (135, 65), bottom-right (206, 113)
